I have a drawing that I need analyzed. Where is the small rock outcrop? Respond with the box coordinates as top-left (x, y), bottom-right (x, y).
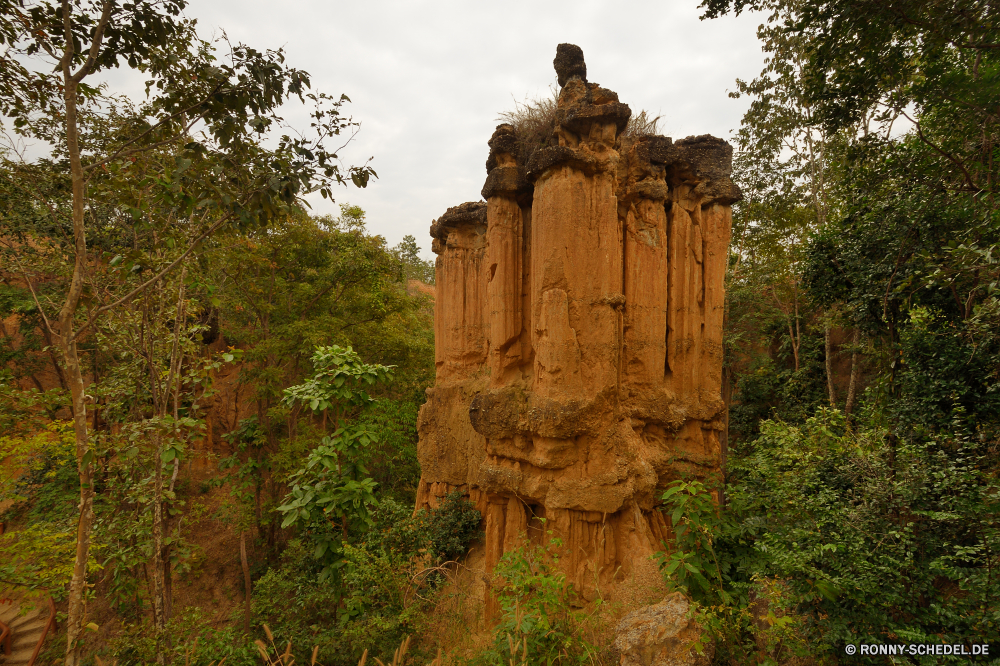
top-left (615, 593), bottom-right (712, 666)
top-left (416, 44), bottom-right (739, 608)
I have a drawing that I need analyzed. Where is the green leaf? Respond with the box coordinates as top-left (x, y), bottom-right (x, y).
top-left (672, 506), bottom-right (684, 526)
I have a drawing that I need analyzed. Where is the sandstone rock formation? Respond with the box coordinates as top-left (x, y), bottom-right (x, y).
top-left (416, 44), bottom-right (740, 605)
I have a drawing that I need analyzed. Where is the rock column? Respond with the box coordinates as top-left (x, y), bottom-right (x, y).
top-left (415, 43), bottom-right (741, 611)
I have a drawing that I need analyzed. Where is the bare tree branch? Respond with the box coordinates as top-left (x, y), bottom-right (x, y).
top-left (83, 96), bottom-right (218, 174)
top-left (70, 0), bottom-right (112, 83)
top-left (901, 110), bottom-right (981, 193)
top-left (71, 211), bottom-right (230, 343)
top-left (8, 252), bottom-right (57, 340)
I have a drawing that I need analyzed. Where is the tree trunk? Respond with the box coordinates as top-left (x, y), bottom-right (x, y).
top-left (792, 281), bottom-right (801, 372)
top-left (721, 364), bottom-right (731, 510)
top-left (152, 433), bottom-right (167, 665)
top-left (777, 282), bottom-right (802, 372)
top-left (825, 323), bottom-right (837, 407)
top-left (241, 532), bottom-right (252, 633)
top-left (163, 459), bottom-right (180, 627)
top-left (164, 548), bottom-right (173, 627)
top-left (161, 266), bottom-right (186, 637)
top-left (845, 329), bottom-right (861, 415)
top-left (61, 45), bottom-right (95, 666)
top-left (58, 2), bottom-right (115, 660)
top-left (720, 293), bottom-right (731, 509)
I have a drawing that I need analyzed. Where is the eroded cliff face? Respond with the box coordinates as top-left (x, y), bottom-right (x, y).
top-left (416, 44), bottom-right (740, 607)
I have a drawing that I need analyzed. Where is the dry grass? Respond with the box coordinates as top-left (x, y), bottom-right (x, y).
top-left (497, 90), bottom-right (663, 166)
top-left (497, 90), bottom-right (560, 168)
top-left (254, 624), bottom-right (300, 666)
top-left (373, 635), bottom-right (411, 666)
top-left (622, 109), bottom-right (662, 138)
top-left (426, 648), bottom-right (443, 666)
top-left (503, 634), bottom-right (528, 666)
top-left (252, 628), bottom-right (447, 666)
top-left (94, 636), bottom-right (230, 666)
top-left (421, 554), bottom-right (492, 661)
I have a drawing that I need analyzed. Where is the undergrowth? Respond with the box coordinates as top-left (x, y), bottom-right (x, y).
top-left (479, 535), bottom-right (599, 666)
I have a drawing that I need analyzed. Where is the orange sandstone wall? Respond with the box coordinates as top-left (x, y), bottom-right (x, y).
top-left (415, 44), bottom-right (741, 605)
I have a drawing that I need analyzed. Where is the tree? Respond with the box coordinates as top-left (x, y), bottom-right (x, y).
top-left (210, 205), bottom-right (430, 553)
top-left (700, 0), bottom-right (999, 206)
top-left (92, 256), bottom-right (236, 650)
top-left (0, 2), bottom-right (374, 662)
top-left (725, 0), bottom-right (857, 406)
top-left (722, 1), bottom-right (847, 442)
top-left (392, 234), bottom-right (435, 285)
top-left (277, 345), bottom-right (393, 585)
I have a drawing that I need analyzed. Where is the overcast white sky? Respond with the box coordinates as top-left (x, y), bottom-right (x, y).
top-left (173, 1), bottom-right (767, 259)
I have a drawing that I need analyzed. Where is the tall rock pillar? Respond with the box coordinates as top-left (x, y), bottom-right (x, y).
top-left (482, 124), bottom-right (528, 385)
top-left (415, 44), bottom-right (741, 607)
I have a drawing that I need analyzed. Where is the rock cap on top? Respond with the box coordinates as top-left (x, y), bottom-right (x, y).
top-left (429, 201), bottom-right (487, 240)
top-left (554, 43), bottom-right (587, 87)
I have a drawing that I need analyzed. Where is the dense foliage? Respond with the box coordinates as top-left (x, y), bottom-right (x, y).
top-left (0, 194), bottom-right (438, 661)
top-left (0, 1), bottom-right (435, 658)
top-left (666, 0), bottom-right (1000, 663)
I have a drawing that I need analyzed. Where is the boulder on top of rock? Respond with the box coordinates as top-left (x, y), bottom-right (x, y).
top-left (554, 43), bottom-right (587, 87)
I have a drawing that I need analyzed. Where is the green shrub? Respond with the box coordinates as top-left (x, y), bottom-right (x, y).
top-left (654, 477), bottom-right (812, 665)
top-left (251, 539), bottom-right (428, 666)
top-left (697, 407), bottom-right (1000, 663)
top-left (249, 493), bottom-right (480, 666)
top-left (483, 538), bottom-right (597, 666)
top-left (654, 479), bottom-right (734, 606)
top-left (368, 497), bottom-right (431, 556)
top-left (103, 608), bottom-right (258, 666)
top-left (729, 351), bottom-right (828, 443)
top-left (425, 490), bottom-right (482, 563)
